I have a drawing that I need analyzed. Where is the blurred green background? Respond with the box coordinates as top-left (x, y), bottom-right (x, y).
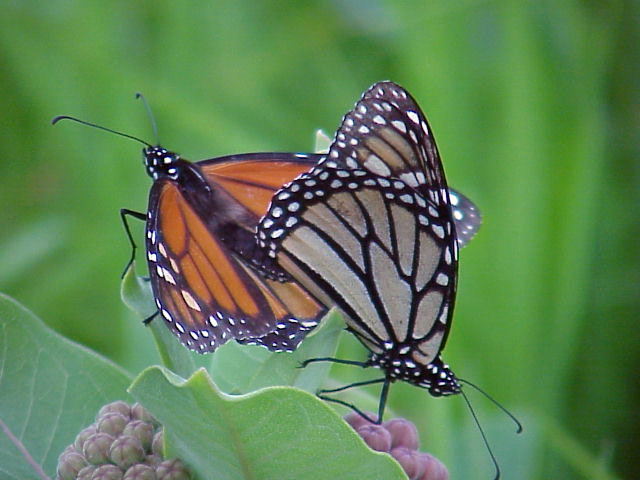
top-left (1, 1), bottom-right (637, 479)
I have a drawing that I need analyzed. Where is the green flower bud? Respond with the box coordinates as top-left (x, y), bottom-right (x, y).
top-left (98, 401), bottom-right (131, 420)
top-left (76, 465), bottom-right (96, 480)
top-left (110, 435), bottom-right (145, 469)
top-left (123, 464), bottom-right (157, 480)
top-left (156, 459), bottom-right (190, 480)
top-left (83, 432), bottom-right (114, 465)
top-left (144, 454), bottom-right (162, 467)
top-left (57, 401), bottom-right (189, 480)
top-left (61, 444), bottom-right (78, 458)
top-left (130, 403), bottom-right (157, 426)
top-left (98, 413), bottom-right (129, 437)
top-left (91, 464), bottom-right (123, 480)
top-left (123, 420), bottom-right (154, 451)
top-left (151, 431), bottom-right (163, 456)
top-left (56, 451), bottom-right (88, 480)
top-left (74, 426), bottom-right (98, 452)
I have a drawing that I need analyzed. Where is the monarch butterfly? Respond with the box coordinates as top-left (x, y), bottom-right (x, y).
top-left (133, 145), bottom-right (475, 352)
top-left (53, 96), bottom-right (479, 355)
top-left (53, 114), bottom-right (331, 353)
top-left (255, 82), bottom-right (518, 476)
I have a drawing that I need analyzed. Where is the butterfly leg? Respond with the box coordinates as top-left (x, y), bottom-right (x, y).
top-left (143, 310), bottom-right (159, 325)
top-left (316, 377), bottom-right (391, 425)
top-left (300, 357), bottom-right (370, 369)
top-left (120, 209), bottom-right (147, 278)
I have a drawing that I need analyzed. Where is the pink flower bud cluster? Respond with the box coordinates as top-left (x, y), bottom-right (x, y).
top-left (345, 412), bottom-right (448, 480)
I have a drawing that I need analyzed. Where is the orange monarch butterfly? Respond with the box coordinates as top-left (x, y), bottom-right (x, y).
top-left (254, 81), bottom-right (519, 477)
top-left (133, 149), bottom-right (335, 352)
top-left (53, 114), bottom-right (329, 352)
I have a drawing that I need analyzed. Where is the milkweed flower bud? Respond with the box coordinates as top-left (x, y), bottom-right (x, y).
top-left (384, 418), bottom-right (420, 450)
top-left (83, 433), bottom-right (115, 465)
top-left (122, 464), bottom-right (156, 480)
top-left (74, 426), bottom-right (97, 452)
top-left (152, 430), bottom-right (164, 456)
top-left (417, 453), bottom-right (448, 480)
top-left (343, 411), bottom-right (379, 430)
top-left (156, 459), bottom-right (190, 480)
top-left (99, 401), bottom-right (132, 420)
top-left (391, 446), bottom-right (425, 480)
top-left (110, 435), bottom-right (146, 469)
top-left (144, 454), bottom-right (162, 467)
top-left (91, 463), bottom-right (124, 480)
top-left (56, 450), bottom-right (88, 480)
top-left (356, 424), bottom-right (392, 452)
top-left (123, 420), bottom-right (155, 451)
top-left (131, 402), bottom-right (157, 425)
top-left (55, 401), bottom-right (190, 480)
top-left (345, 413), bottom-right (448, 480)
top-left (98, 413), bottom-right (129, 437)
top-left (76, 465), bottom-right (96, 480)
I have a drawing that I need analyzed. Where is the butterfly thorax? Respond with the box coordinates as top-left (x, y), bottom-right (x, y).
top-left (369, 350), bottom-right (461, 397)
top-left (143, 145), bottom-right (291, 283)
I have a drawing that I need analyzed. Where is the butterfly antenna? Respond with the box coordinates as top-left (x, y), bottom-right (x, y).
top-left (460, 389), bottom-right (501, 480)
top-left (51, 116), bottom-right (152, 147)
top-left (135, 93), bottom-right (159, 145)
top-left (459, 378), bottom-right (523, 433)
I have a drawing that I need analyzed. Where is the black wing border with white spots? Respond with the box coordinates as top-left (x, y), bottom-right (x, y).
top-left (319, 81), bottom-right (450, 209)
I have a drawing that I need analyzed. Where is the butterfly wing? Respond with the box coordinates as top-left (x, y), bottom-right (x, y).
top-left (448, 188), bottom-right (481, 248)
top-left (145, 153), bottom-right (327, 353)
top-left (258, 81), bottom-right (460, 364)
top-left (318, 82), bottom-right (480, 246)
top-left (320, 82), bottom-right (440, 192)
top-left (259, 168), bottom-right (457, 363)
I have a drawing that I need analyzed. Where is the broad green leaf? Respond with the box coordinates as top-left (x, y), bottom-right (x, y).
top-left (129, 367), bottom-right (406, 480)
top-left (210, 309), bottom-right (345, 393)
top-left (121, 263), bottom-right (198, 378)
top-left (0, 293), bottom-right (133, 479)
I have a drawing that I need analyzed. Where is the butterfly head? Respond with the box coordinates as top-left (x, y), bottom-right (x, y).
top-left (371, 350), bottom-right (461, 397)
top-left (421, 358), bottom-right (461, 397)
top-left (143, 146), bottom-right (181, 181)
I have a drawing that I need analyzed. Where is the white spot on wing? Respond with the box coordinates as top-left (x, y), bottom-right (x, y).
top-left (392, 120), bottom-right (407, 133)
top-left (364, 154), bottom-right (392, 176)
top-left (432, 224), bottom-right (445, 239)
top-left (181, 289), bottom-right (201, 311)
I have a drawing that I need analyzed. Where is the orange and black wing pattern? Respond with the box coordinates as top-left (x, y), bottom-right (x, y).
top-left (144, 151), bottom-right (327, 353)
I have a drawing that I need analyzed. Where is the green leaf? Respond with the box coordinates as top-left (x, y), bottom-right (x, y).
top-left (0, 293), bottom-right (133, 478)
top-left (210, 309), bottom-right (345, 393)
top-left (120, 263), bottom-right (198, 378)
top-left (120, 260), bottom-right (156, 319)
top-left (129, 367), bottom-right (406, 480)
